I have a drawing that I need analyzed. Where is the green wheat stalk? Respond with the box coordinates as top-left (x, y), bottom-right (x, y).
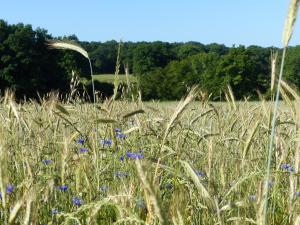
top-left (263, 1), bottom-right (300, 224)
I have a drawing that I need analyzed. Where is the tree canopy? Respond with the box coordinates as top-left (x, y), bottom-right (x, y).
top-left (1, 19), bottom-right (298, 101)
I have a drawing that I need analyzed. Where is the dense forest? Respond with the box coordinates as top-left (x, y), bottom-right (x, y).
top-left (1, 19), bottom-right (300, 100)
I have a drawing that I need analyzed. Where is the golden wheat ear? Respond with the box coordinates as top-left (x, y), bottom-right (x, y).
top-left (270, 51), bottom-right (278, 93)
top-left (283, 0), bottom-right (300, 47)
top-left (47, 39), bottom-right (96, 105)
top-left (47, 40), bottom-right (89, 59)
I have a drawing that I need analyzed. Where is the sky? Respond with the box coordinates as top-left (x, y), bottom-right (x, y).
top-left (1, 0), bottom-right (299, 47)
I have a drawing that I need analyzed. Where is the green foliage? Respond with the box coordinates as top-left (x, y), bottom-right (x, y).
top-left (139, 47), bottom-right (271, 100)
top-left (218, 46), bottom-right (271, 99)
top-left (0, 19), bottom-right (297, 101)
top-left (89, 40), bottom-right (119, 74)
top-left (175, 41), bottom-right (206, 59)
top-left (132, 42), bottom-right (176, 75)
top-left (0, 20), bottom-right (70, 98)
top-left (284, 46), bottom-right (300, 88)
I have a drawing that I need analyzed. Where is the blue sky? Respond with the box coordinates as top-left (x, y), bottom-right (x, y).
top-left (1, 0), bottom-right (299, 47)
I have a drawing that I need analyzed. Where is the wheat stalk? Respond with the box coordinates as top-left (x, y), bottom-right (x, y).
top-left (47, 40), bottom-right (96, 105)
top-left (124, 63), bottom-right (131, 93)
top-left (8, 200), bottom-right (24, 224)
top-left (153, 86), bottom-right (199, 186)
top-left (283, 0), bottom-right (300, 47)
top-left (48, 40), bottom-right (89, 59)
top-left (263, 47), bottom-right (287, 225)
top-left (180, 160), bottom-right (211, 201)
top-left (280, 79), bottom-right (300, 101)
top-left (113, 41), bottom-right (122, 100)
top-left (263, 1), bottom-right (300, 224)
top-left (162, 86), bottom-right (199, 144)
top-left (135, 160), bottom-right (166, 225)
top-left (227, 85), bottom-right (236, 110)
top-left (270, 51), bottom-right (278, 93)
top-left (294, 215), bottom-right (300, 225)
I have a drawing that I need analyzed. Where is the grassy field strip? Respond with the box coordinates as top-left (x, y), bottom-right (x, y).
top-left (92, 74), bottom-right (137, 84)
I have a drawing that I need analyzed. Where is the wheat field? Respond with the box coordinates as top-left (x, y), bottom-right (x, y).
top-left (0, 1), bottom-right (300, 224)
top-left (0, 88), bottom-right (299, 224)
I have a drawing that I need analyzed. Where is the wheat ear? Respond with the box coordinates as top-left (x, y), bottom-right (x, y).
top-left (283, 0), bottom-right (300, 47)
top-left (263, 1), bottom-right (300, 224)
top-left (270, 51), bottom-right (278, 93)
top-left (47, 40), bottom-right (96, 105)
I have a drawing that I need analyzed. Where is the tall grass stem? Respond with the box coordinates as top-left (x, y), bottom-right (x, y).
top-left (89, 58), bottom-right (96, 106)
top-left (263, 47), bottom-right (287, 225)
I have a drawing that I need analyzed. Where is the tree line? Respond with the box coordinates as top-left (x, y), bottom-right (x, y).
top-left (1, 19), bottom-right (300, 100)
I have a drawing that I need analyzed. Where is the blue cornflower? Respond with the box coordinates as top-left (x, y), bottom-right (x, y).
top-left (280, 163), bottom-right (295, 173)
top-left (100, 139), bottom-right (112, 146)
top-left (120, 155), bottom-right (124, 161)
top-left (79, 148), bottom-right (88, 153)
top-left (281, 163), bottom-right (290, 169)
top-left (59, 185), bottom-right (68, 191)
top-left (0, 192), bottom-right (2, 199)
top-left (6, 184), bottom-right (14, 194)
top-left (115, 128), bottom-right (121, 133)
top-left (77, 138), bottom-right (85, 145)
top-left (249, 194), bottom-right (257, 201)
top-left (42, 159), bottom-right (52, 165)
top-left (116, 133), bottom-right (127, 139)
top-left (126, 151), bottom-right (144, 159)
top-left (72, 197), bottom-right (83, 206)
top-left (100, 185), bottom-right (109, 192)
